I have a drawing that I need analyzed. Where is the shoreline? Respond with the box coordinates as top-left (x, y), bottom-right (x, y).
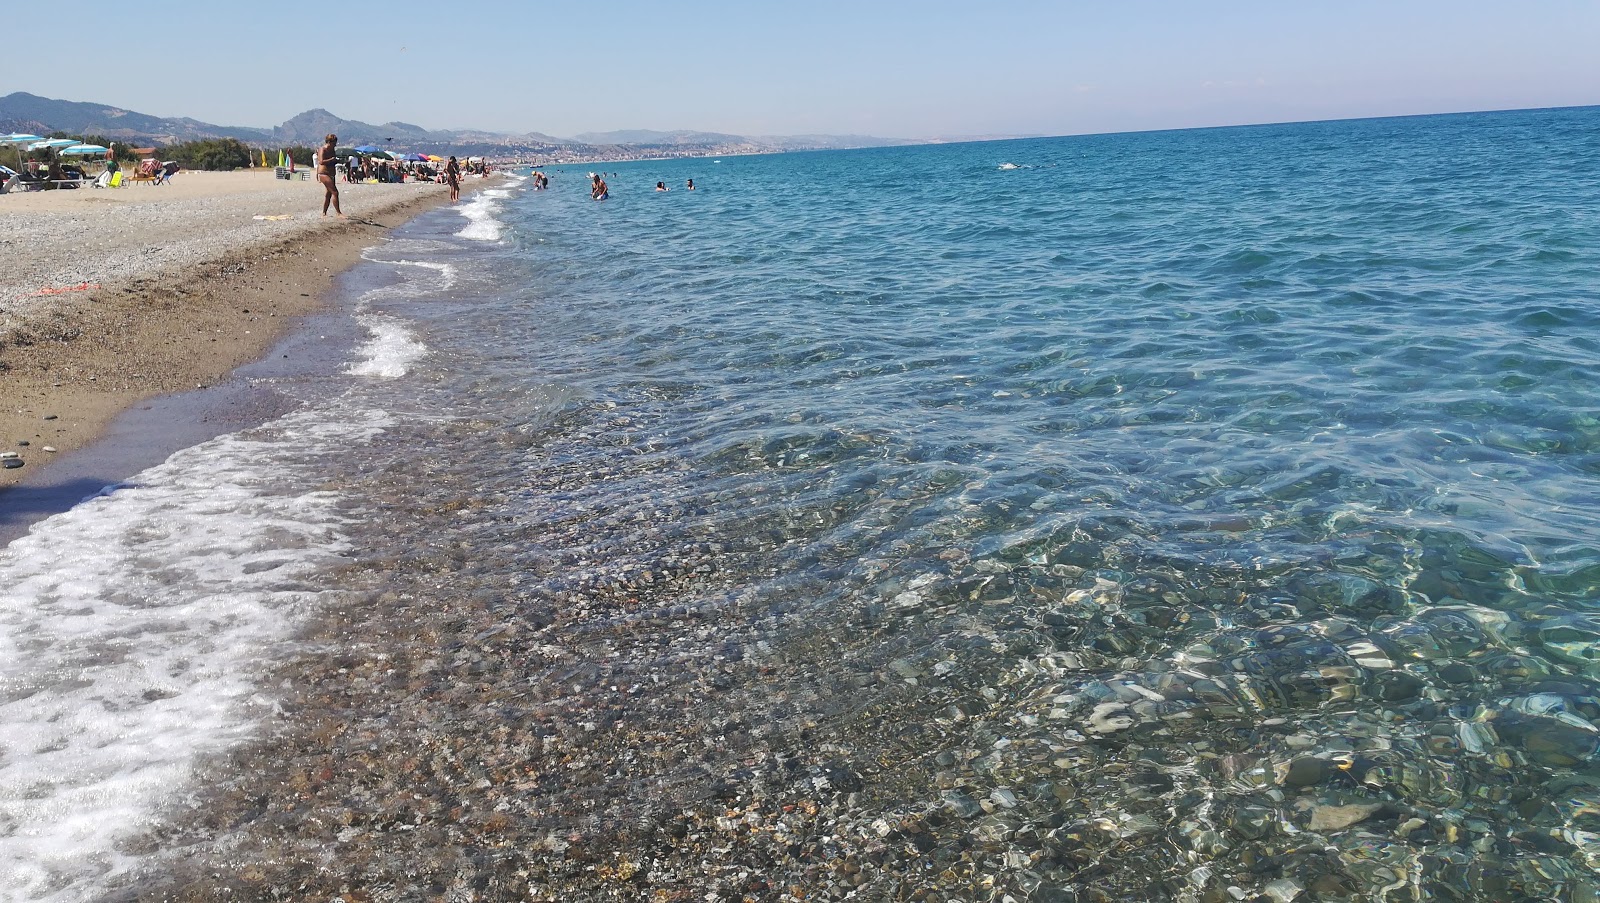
top-left (0, 174), bottom-right (493, 537)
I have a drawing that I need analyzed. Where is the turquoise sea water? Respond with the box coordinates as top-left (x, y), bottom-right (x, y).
top-left (304, 106), bottom-right (1600, 899)
top-left (7, 106), bottom-right (1600, 900)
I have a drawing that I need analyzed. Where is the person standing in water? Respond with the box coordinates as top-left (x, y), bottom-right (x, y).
top-left (686, 178), bottom-right (695, 190)
top-left (591, 173), bottom-right (609, 200)
top-left (316, 133), bottom-right (343, 217)
top-left (446, 155), bottom-right (461, 203)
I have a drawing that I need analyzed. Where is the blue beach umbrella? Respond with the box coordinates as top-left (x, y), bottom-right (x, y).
top-left (60, 145), bottom-right (108, 155)
top-left (353, 144), bottom-right (381, 153)
top-left (27, 138), bottom-right (79, 151)
top-left (0, 133), bottom-right (41, 169)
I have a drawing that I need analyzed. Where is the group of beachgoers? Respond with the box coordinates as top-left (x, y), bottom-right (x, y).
top-left (4, 159), bottom-right (94, 189)
top-left (586, 173), bottom-right (696, 200)
top-left (317, 133), bottom-right (477, 216)
top-left (314, 133), bottom-right (707, 215)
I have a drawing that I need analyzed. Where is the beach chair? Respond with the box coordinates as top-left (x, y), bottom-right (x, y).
top-left (129, 159), bottom-right (161, 185)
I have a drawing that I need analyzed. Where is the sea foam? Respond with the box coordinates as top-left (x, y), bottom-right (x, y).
top-left (456, 191), bottom-right (506, 241)
top-left (346, 312), bottom-right (427, 378)
top-left (0, 408), bottom-right (392, 901)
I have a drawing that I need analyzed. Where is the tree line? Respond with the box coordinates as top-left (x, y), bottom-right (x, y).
top-left (23, 133), bottom-right (320, 171)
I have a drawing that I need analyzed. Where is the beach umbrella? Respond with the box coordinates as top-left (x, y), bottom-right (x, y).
top-left (60, 144), bottom-right (108, 155)
top-left (353, 144), bottom-right (381, 153)
top-left (425, 155), bottom-right (443, 162)
top-left (24, 138), bottom-right (79, 167)
top-left (0, 134), bottom-right (41, 169)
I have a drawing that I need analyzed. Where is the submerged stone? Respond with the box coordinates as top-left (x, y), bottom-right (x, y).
top-left (1306, 801), bottom-right (1383, 832)
top-left (1282, 757), bottom-right (1328, 788)
top-left (1538, 615), bottom-right (1600, 672)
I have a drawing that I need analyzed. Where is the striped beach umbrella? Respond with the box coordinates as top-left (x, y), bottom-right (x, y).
top-left (0, 134), bottom-right (41, 169)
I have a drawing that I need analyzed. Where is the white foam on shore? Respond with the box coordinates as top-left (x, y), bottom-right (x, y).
top-left (456, 193), bottom-right (503, 241)
top-left (382, 258), bottom-right (458, 291)
top-left (455, 180), bottom-right (519, 242)
top-left (346, 312), bottom-right (427, 378)
top-left (0, 407), bottom-right (393, 901)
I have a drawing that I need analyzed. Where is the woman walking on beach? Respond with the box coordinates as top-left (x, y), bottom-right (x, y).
top-left (316, 134), bottom-right (343, 217)
top-left (446, 156), bottom-right (461, 203)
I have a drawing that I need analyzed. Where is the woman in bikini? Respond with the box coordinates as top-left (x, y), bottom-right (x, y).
top-left (446, 155), bottom-right (461, 202)
top-left (316, 133), bottom-right (343, 217)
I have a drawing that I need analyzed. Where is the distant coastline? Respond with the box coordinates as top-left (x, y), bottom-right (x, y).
top-left (0, 91), bottom-right (1030, 166)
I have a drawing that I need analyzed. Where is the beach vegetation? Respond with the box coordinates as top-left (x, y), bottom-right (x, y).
top-left (80, 136), bottom-right (139, 163)
top-left (162, 138), bottom-right (254, 171)
top-left (282, 145), bottom-right (318, 167)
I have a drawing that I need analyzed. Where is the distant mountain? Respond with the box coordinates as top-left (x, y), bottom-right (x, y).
top-left (270, 108), bottom-right (445, 145)
top-left (0, 92), bottom-right (269, 143)
top-left (0, 91), bottom-right (918, 159)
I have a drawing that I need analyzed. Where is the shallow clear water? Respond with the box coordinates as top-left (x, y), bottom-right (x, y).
top-left (7, 106), bottom-right (1600, 900)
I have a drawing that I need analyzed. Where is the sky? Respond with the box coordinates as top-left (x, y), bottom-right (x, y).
top-left (4, 0), bottom-right (1598, 140)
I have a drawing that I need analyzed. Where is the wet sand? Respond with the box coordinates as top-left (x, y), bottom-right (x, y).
top-left (0, 171), bottom-right (490, 522)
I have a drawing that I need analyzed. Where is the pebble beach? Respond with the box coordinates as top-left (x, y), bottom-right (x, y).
top-left (0, 171), bottom-right (463, 491)
top-left (8, 106), bottom-right (1600, 903)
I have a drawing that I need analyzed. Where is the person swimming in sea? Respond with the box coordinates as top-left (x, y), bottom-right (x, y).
top-left (686, 178), bottom-right (695, 190)
top-left (655, 181), bottom-right (668, 191)
top-left (591, 173), bottom-right (609, 200)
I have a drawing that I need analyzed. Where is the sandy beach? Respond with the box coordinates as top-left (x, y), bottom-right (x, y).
top-left (0, 170), bottom-right (477, 492)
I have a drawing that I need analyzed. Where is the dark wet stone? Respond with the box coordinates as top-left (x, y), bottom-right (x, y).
top-left (2, 459), bottom-right (22, 469)
top-left (1538, 614), bottom-right (1600, 669)
top-left (1311, 873), bottom-right (1358, 896)
top-left (1531, 680), bottom-right (1599, 697)
top-left (1284, 757), bottom-right (1328, 787)
top-left (1372, 671), bottom-right (1425, 701)
top-left (942, 792), bottom-right (983, 819)
top-left (1093, 630), bottom-right (1139, 655)
top-left (1227, 804), bottom-right (1274, 840)
top-left (1478, 653), bottom-right (1555, 682)
top-left (1497, 698), bottom-right (1600, 766)
top-left (1437, 662), bottom-right (1476, 685)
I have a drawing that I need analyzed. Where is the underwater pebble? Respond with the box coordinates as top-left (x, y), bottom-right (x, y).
top-left (1281, 757), bottom-right (1328, 787)
top-left (1263, 878), bottom-right (1305, 902)
top-left (1306, 801), bottom-right (1383, 832)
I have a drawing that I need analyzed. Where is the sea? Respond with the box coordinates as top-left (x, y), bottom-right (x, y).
top-left (4, 105), bottom-right (1600, 902)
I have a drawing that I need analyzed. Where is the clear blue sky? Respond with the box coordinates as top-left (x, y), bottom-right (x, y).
top-left (6, 0), bottom-right (1597, 139)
